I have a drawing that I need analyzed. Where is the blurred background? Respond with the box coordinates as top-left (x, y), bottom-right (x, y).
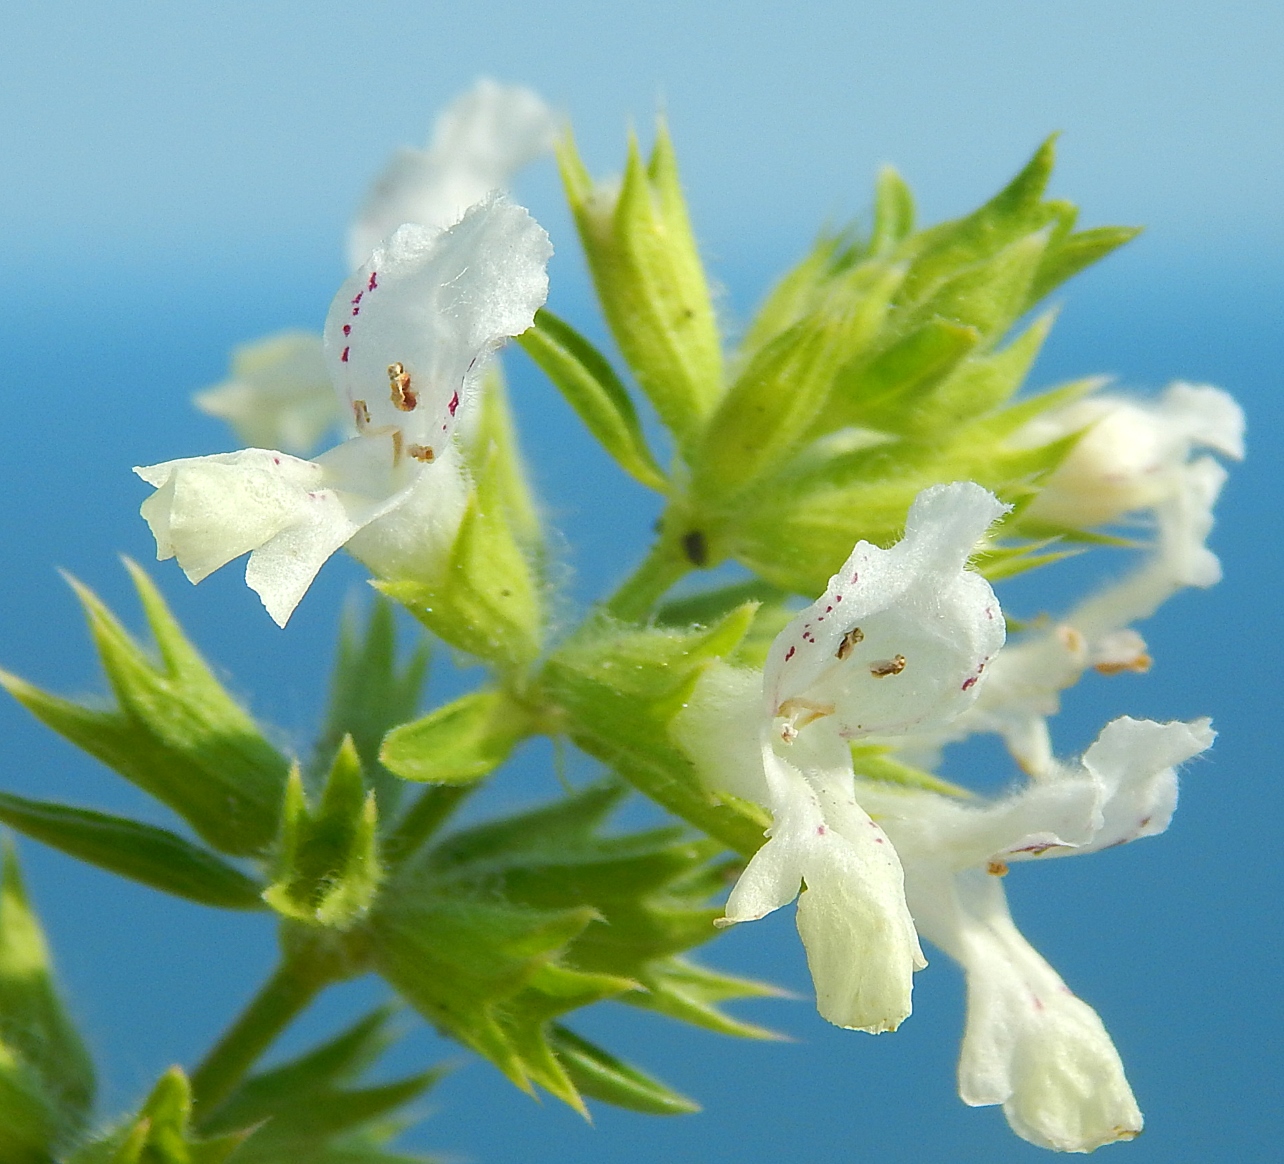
top-left (1, 2), bottom-right (1281, 1160)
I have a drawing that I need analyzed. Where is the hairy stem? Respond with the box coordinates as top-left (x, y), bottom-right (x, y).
top-left (382, 784), bottom-right (474, 868)
top-left (189, 951), bottom-right (330, 1120)
top-left (605, 536), bottom-right (693, 622)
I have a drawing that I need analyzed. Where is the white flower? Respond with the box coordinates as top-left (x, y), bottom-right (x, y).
top-left (348, 78), bottom-right (557, 270)
top-left (673, 482), bottom-right (1008, 1032)
top-left (193, 331), bottom-right (340, 456)
top-left (857, 715), bottom-right (1214, 1151)
top-left (196, 81), bottom-right (556, 457)
top-left (136, 197), bottom-right (551, 626)
top-left (913, 383), bottom-right (1243, 776)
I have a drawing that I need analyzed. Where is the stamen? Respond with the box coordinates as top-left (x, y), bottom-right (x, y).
top-left (835, 626), bottom-right (864, 661)
top-left (408, 444), bottom-right (436, 463)
top-left (388, 362), bottom-right (418, 411)
top-left (352, 399), bottom-right (371, 430)
top-left (869, 655), bottom-right (907, 678)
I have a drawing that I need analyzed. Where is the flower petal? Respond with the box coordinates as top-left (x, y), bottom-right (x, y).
top-left (135, 450), bottom-right (364, 627)
top-left (348, 79), bottom-right (556, 269)
top-left (326, 198), bottom-right (552, 455)
top-left (765, 482), bottom-right (1007, 739)
top-left (193, 331), bottom-right (339, 455)
top-left (933, 872), bottom-right (1142, 1152)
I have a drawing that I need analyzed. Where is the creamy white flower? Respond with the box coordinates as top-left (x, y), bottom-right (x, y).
top-left (193, 331), bottom-right (340, 456)
top-left (136, 198), bottom-right (551, 626)
top-left (348, 79), bottom-right (557, 270)
top-left (673, 482), bottom-right (1008, 1032)
top-left (913, 384), bottom-right (1243, 775)
top-left (857, 716), bottom-right (1214, 1151)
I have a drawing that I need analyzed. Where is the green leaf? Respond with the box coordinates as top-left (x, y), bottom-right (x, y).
top-left (196, 1010), bottom-right (441, 1163)
top-left (0, 564), bottom-right (289, 856)
top-left (868, 164), bottom-right (916, 256)
top-left (380, 689), bottom-right (534, 785)
top-left (379, 443), bottom-right (544, 670)
top-left (829, 317), bottom-right (981, 432)
top-left (518, 310), bottom-right (668, 491)
top-left (549, 1025), bottom-right (699, 1115)
top-left (0, 793), bottom-right (264, 910)
top-left (543, 610), bottom-right (766, 856)
top-left (263, 741), bottom-right (382, 929)
top-left (68, 1068), bottom-right (248, 1164)
top-left (558, 124), bottom-right (723, 451)
top-left (313, 598), bottom-right (428, 820)
top-left (695, 262), bottom-right (902, 500)
top-left (0, 844), bottom-right (94, 1162)
top-left (1027, 224), bottom-right (1142, 307)
top-left (625, 957), bottom-right (786, 1041)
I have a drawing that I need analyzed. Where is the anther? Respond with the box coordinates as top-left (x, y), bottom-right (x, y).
top-left (388, 362), bottom-right (418, 411)
top-left (869, 654), bottom-right (907, 678)
top-left (835, 626), bottom-right (864, 661)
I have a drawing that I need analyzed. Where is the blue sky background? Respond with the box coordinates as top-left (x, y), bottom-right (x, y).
top-left (1, 3), bottom-right (1281, 1160)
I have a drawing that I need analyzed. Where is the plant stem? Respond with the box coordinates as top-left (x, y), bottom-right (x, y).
top-left (382, 784), bottom-right (474, 868)
top-left (189, 951), bottom-right (329, 1120)
top-left (604, 536), bottom-right (692, 622)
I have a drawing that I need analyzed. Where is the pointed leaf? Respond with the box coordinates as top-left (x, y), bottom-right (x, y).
top-left (314, 598), bottom-right (428, 819)
top-left (0, 793), bottom-right (265, 909)
top-left (518, 310), bottom-right (668, 491)
top-left (549, 1025), bottom-right (699, 1115)
top-left (380, 689), bottom-right (534, 785)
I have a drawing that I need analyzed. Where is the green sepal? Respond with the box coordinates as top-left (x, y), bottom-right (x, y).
top-left (827, 317), bottom-right (981, 433)
top-left (849, 744), bottom-right (973, 798)
top-left (975, 540), bottom-right (1082, 582)
top-left (69, 1068), bottom-right (248, 1164)
top-left (868, 164), bottom-right (916, 256)
top-left (518, 310), bottom-right (668, 491)
top-left (1027, 224), bottom-right (1142, 307)
top-left (624, 956), bottom-right (787, 1041)
top-left (559, 124), bottom-right (723, 451)
top-left (263, 741), bottom-right (382, 929)
top-left (378, 444), bottom-right (543, 671)
top-left (542, 608), bottom-right (764, 855)
top-left (738, 232), bottom-right (851, 358)
top-left (380, 689), bottom-right (534, 785)
top-left (549, 1025), bottom-right (699, 1115)
top-left (462, 364), bottom-right (543, 547)
top-left (0, 563), bottom-right (289, 856)
top-left (0, 843), bottom-right (95, 1162)
top-left (694, 262), bottom-right (902, 501)
top-left (0, 793), bottom-right (265, 910)
top-left (313, 598), bottom-right (428, 820)
top-left (195, 1009), bottom-right (440, 1164)
top-left (896, 227), bottom-right (1050, 348)
top-left (654, 579), bottom-right (789, 628)
top-left (892, 136), bottom-right (1061, 310)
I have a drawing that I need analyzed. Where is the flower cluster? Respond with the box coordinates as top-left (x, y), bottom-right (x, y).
top-left (110, 79), bottom-right (1244, 1156)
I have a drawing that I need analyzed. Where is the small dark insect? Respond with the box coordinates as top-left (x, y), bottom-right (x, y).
top-left (835, 626), bottom-right (865, 661)
top-left (408, 444), bottom-right (436, 463)
top-left (388, 362), bottom-right (418, 411)
top-left (869, 654), bottom-right (907, 678)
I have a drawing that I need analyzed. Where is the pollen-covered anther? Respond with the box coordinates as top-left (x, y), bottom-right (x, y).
top-left (408, 444), bottom-right (436, 463)
top-left (835, 626), bottom-right (865, 661)
top-left (987, 860), bottom-right (1009, 877)
top-left (869, 654), bottom-right (907, 678)
top-left (387, 362), bottom-right (418, 411)
top-left (352, 399), bottom-right (371, 430)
